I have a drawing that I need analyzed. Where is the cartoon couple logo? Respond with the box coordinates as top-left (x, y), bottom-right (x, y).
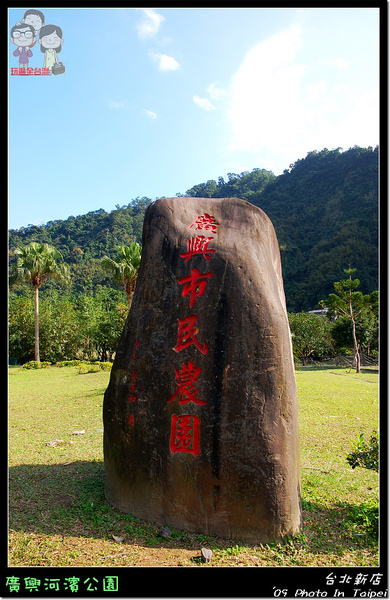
top-left (10, 9), bottom-right (64, 75)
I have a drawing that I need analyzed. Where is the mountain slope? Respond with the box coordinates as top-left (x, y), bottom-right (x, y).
top-left (9, 146), bottom-right (378, 312)
top-left (186, 146), bottom-right (378, 311)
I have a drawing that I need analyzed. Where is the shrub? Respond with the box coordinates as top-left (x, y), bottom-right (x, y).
top-left (77, 361), bottom-right (113, 374)
top-left (54, 360), bottom-right (113, 372)
top-left (55, 360), bottom-right (83, 367)
top-left (346, 430), bottom-right (379, 472)
top-left (22, 361), bottom-right (51, 370)
top-left (99, 362), bottom-right (113, 371)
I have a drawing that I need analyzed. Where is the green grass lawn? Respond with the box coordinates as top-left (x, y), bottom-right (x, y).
top-left (8, 364), bottom-right (379, 567)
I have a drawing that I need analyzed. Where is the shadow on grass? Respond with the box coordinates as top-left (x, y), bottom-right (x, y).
top-left (9, 461), bottom-right (378, 557)
top-left (9, 460), bottom-right (210, 552)
top-left (300, 498), bottom-right (378, 555)
top-left (9, 460), bottom-right (107, 538)
top-left (83, 388), bottom-right (108, 398)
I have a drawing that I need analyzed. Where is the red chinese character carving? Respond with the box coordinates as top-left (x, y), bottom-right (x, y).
top-left (173, 315), bottom-right (208, 355)
top-left (128, 369), bottom-right (137, 401)
top-left (127, 414), bottom-right (135, 425)
top-left (180, 236), bottom-right (216, 262)
top-left (170, 414), bottom-right (200, 456)
top-left (187, 213), bottom-right (219, 234)
top-left (132, 339), bottom-right (140, 360)
top-left (168, 361), bottom-right (207, 405)
top-left (177, 268), bottom-right (213, 308)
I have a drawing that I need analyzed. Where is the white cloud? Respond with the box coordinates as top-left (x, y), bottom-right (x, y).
top-left (193, 95), bottom-right (216, 111)
top-left (193, 83), bottom-right (227, 111)
top-left (305, 81), bottom-right (327, 103)
top-left (227, 25), bottom-right (306, 155)
top-left (136, 8), bottom-right (165, 40)
top-left (149, 51), bottom-right (180, 71)
top-left (226, 24), bottom-right (378, 172)
top-left (109, 100), bottom-right (126, 109)
top-left (206, 83), bottom-right (227, 101)
top-left (334, 57), bottom-right (349, 69)
top-left (144, 109), bottom-right (157, 119)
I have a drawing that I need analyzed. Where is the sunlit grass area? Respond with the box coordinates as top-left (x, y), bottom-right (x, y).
top-left (8, 365), bottom-right (379, 566)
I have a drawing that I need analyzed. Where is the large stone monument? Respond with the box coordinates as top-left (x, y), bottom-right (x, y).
top-left (103, 197), bottom-right (301, 543)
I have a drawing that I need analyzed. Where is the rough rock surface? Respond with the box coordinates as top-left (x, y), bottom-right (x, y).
top-left (103, 197), bottom-right (301, 543)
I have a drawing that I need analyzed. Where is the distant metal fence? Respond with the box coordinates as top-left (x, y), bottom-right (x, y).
top-left (301, 354), bottom-right (378, 367)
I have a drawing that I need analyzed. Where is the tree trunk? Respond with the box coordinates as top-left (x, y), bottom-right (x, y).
top-left (124, 277), bottom-right (136, 307)
top-left (352, 318), bottom-right (360, 373)
top-left (34, 285), bottom-right (40, 362)
top-left (348, 289), bottom-right (360, 374)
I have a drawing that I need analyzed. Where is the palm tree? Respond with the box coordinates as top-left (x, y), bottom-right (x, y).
top-left (9, 242), bottom-right (70, 362)
top-left (101, 243), bottom-right (142, 306)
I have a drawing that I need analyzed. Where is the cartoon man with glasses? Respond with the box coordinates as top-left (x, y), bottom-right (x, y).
top-left (10, 22), bottom-right (35, 71)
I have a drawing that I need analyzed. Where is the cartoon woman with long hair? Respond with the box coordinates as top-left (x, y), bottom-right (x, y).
top-left (38, 24), bottom-right (63, 73)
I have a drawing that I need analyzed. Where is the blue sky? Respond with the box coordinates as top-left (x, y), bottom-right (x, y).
top-left (8, 7), bottom-right (380, 230)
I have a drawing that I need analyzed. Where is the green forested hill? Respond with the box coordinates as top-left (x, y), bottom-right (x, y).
top-left (186, 145), bottom-right (378, 311)
top-left (8, 197), bottom-right (151, 297)
top-left (8, 146), bottom-right (378, 312)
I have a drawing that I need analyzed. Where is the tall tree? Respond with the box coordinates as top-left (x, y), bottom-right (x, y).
top-left (9, 242), bottom-right (70, 362)
top-left (101, 242), bottom-right (142, 306)
top-left (320, 267), bottom-right (370, 373)
top-left (288, 312), bottom-right (334, 365)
